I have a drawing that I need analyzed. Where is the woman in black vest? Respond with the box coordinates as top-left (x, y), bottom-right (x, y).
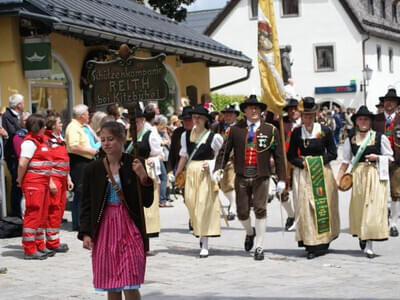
top-left (175, 104), bottom-right (223, 258)
top-left (337, 106), bottom-right (393, 258)
top-left (287, 97), bottom-right (339, 259)
top-left (126, 107), bottom-right (163, 240)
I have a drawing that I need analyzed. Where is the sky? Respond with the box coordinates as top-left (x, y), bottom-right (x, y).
top-left (185, 0), bottom-right (228, 11)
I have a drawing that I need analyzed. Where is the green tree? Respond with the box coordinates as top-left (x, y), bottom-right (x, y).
top-left (211, 93), bottom-right (246, 112)
top-left (136, 0), bottom-right (196, 22)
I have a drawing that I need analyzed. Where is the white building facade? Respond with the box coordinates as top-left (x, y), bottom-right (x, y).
top-left (203, 0), bottom-right (400, 110)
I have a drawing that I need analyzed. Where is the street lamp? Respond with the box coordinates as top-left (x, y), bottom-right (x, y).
top-left (360, 65), bottom-right (373, 105)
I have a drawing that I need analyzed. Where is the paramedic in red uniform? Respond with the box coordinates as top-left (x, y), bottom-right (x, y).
top-left (17, 114), bottom-right (52, 260)
top-left (45, 113), bottom-right (74, 252)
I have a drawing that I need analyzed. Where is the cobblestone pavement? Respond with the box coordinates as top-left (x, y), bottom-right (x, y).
top-left (1, 161), bottom-right (400, 299)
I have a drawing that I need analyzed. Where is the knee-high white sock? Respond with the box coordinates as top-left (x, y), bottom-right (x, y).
top-left (240, 218), bottom-right (253, 235)
top-left (391, 201), bottom-right (400, 227)
top-left (225, 190), bottom-right (236, 213)
top-left (282, 200), bottom-right (294, 218)
top-left (255, 218), bottom-right (267, 249)
top-left (364, 240), bottom-right (374, 254)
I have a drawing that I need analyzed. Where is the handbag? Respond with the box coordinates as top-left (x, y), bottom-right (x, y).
top-left (338, 131), bottom-right (373, 192)
top-left (175, 130), bottom-right (210, 189)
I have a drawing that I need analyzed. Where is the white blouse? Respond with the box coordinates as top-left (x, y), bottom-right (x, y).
top-left (342, 132), bottom-right (393, 165)
top-left (179, 131), bottom-right (223, 158)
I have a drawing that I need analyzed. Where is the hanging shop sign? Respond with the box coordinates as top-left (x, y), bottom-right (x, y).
top-left (86, 53), bottom-right (169, 108)
top-left (22, 37), bottom-right (52, 78)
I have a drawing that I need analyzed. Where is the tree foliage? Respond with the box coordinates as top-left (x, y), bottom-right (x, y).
top-left (211, 93), bottom-right (246, 112)
top-left (136, 0), bottom-right (196, 22)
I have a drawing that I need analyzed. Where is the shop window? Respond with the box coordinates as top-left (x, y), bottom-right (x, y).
top-left (389, 48), bottom-right (394, 73)
top-left (249, 0), bottom-right (258, 20)
top-left (381, 0), bottom-right (386, 18)
top-left (369, 0), bottom-right (375, 15)
top-left (186, 85), bottom-right (198, 106)
top-left (314, 44), bottom-right (335, 72)
top-left (281, 0), bottom-right (299, 17)
top-left (158, 67), bottom-right (178, 115)
top-left (30, 55), bottom-right (71, 122)
top-left (377, 45), bottom-right (382, 71)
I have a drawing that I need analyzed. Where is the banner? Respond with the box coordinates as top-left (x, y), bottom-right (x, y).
top-left (258, 0), bottom-right (286, 114)
top-left (305, 156), bottom-right (331, 234)
top-left (23, 37), bottom-right (52, 78)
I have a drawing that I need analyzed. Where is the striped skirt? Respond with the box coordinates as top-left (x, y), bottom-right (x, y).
top-left (92, 202), bottom-right (146, 291)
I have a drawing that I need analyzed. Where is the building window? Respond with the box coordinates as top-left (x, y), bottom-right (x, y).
top-left (281, 0), bottom-right (299, 17)
top-left (381, 0), bottom-right (386, 18)
top-left (389, 48), bottom-right (394, 72)
top-left (314, 44), bottom-right (335, 72)
top-left (249, 0), bottom-right (258, 19)
top-left (369, 0), bottom-right (375, 15)
top-left (377, 45), bottom-right (382, 71)
top-left (393, 3), bottom-right (398, 22)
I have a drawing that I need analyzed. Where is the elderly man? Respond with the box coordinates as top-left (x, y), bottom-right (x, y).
top-left (2, 94), bottom-right (24, 217)
top-left (65, 104), bottom-right (97, 231)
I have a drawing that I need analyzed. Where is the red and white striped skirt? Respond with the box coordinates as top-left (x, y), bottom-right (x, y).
top-left (92, 202), bottom-right (146, 290)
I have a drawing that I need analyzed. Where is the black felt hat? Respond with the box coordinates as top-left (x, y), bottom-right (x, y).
top-left (178, 106), bottom-right (193, 120)
top-left (135, 107), bottom-right (145, 118)
top-left (283, 98), bottom-right (299, 111)
top-left (239, 95), bottom-right (267, 112)
top-left (221, 103), bottom-right (240, 115)
top-left (299, 97), bottom-right (319, 114)
top-left (379, 88), bottom-right (400, 103)
top-left (375, 100), bottom-right (384, 108)
top-left (351, 105), bottom-right (374, 123)
top-left (189, 104), bottom-right (212, 121)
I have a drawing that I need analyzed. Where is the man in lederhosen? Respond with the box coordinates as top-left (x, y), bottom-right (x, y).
top-left (281, 98), bottom-right (301, 231)
top-left (213, 103), bottom-right (240, 220)
top-left (214, 95), bottom-right (286, 260)
top-left (373, 88), bottom-right (400, 237)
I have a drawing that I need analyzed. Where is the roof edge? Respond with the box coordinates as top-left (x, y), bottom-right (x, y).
top-left (338, 0), bottom-right (365, 34)
top-left (204, 0), bottom-right (240, 36)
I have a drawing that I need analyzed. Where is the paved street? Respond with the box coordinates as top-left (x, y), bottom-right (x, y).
top-left (1, 160), bottom-right (400, 299)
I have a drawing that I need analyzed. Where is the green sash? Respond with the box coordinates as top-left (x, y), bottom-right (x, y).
top-left (305, 156), bottom-right (330, 234)
top-left (126, 129), bottom-right (150, 154)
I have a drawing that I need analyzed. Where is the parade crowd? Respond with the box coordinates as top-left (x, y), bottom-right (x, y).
top-left (0, 88), bottom-right (400, 299)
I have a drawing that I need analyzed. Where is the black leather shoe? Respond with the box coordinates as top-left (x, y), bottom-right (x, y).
top-left (50, 243), bottom-right (69, 253)
top-left (39, 248), bottom-right (56, 257)
top-left (254, 247), bottom-right (264, 261)
top-left (307, 252), bottom-right (316, 259)
top-left (359, 240), bottom-right (366, 250)
top-left (244, 227), bottom-right (256, 252)
top-left (390, 226), bottom-right (399, 237)
top-left (227, 212), bottom-right (235, 221)
top-left (24, 251), bottom-right (48, 260)
top-left (285, 217), bottom-right (295, 231)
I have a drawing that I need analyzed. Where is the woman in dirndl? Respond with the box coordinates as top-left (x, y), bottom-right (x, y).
top-left (287, 97), bottom-right (340, 259)
top-left (175, 104), bottom-right (223, 258)
top-left (126, 107), bottom-right (164, 241)
top-left (79, 121), bottom-right (153, 300)
top-left (337, 106), bottom-right (393, 258)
